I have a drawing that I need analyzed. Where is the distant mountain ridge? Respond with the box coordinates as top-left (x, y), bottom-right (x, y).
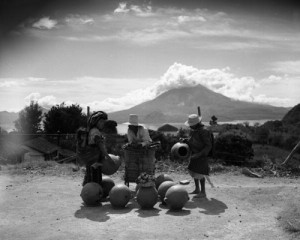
top-left (109, 85), bottom-right (289, 124)
top-left (0, 85), bottom-right (291, 130)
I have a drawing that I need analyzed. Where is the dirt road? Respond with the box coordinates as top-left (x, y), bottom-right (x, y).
top-left (0, 171), bottom-right (299, 240)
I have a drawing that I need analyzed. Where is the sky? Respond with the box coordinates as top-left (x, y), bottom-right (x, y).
top-left (0, 0), bottom-right (299, 113)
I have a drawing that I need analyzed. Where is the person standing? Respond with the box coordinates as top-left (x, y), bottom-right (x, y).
top-left (80, 111), bottom-right (110, 186)
top-left (183, 114), bottom-right (212, 198)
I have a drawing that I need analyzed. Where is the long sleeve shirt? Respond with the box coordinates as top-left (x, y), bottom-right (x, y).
top-left (127, 126), bottom-right (152, 147)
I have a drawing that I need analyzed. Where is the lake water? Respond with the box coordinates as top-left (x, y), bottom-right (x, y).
top-left (2, 119), bottom-right (271, 134)
top-left (116, 119), bottom-right (271, 135)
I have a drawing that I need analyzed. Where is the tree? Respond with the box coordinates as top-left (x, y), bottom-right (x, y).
top-left (255, 127), bottom-right (270, 145)
top-left (43, 103), bottom-right (87, 134)
top-left (14, 101), bottom-right (43, 134)
top-left (209, 115), bottom-right (218, 125)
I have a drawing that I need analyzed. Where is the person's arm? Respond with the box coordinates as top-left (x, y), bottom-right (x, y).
top-left (140, 127), bottom-right (152, 147)
top-left (190, 130), bottom-right (212, 159)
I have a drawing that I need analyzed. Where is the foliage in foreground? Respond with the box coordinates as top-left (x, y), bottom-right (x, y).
top-left (278, 198), bottom-right (300, 237)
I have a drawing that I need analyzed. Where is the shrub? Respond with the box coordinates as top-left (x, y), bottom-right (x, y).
top-left (283, 136), bottom-right (299, 151)
top-left (254, 127), bottom-right (270, 145)
top-left (214, 131), bottom-right (254, 165)
top-left (278, 198), bottom-right (300, 236)
top-left (269, 133), bottom-right (284, 147)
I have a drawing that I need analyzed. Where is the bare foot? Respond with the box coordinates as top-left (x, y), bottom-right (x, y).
top-left (194, 192), bottom-right (207, 198)
top-left (189, 190), bottom-right (200, 194)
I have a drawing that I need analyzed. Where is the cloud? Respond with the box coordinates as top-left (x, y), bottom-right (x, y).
top-left (24, 93), bottom-right (41, 103)
top-left (259, 75), bottom-right (283, 85)
top-left (83, 63), bottom-right (292, 112)
top-left (114, 2), bottom-right (129, 14)
top-left (27, 77), bottom-right (46, 82)
top-left (271, 61), bottom-right (300, 75)
top-left (12, 63), bottom-right (295, 113)
top-left (177, 15), bottom-right (206, 23)
top-left (49, 3), bottom-right (298, 50)
top-left (65, 15), bottom-right (94, 25)
top-left (24, 93), bottom-right (57, 109)
top-left (32, 17), bottom-right (58, 29)
top-left (114, 2), bottom-right (153, 17)
top-left (252, 94), bottom-right (290, 106)
top-left (0, 81), bottom-right (19, 88)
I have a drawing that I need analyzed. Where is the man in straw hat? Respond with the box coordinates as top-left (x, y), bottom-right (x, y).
top-left (124, 114), bottom-right (152, 147)
top-left (182, 113), bottom-right (212, 198)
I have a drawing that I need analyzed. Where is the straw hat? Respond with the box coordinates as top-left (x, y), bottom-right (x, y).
top-left (184, 114), bottom-right (202, 127)
top-left (124, 114), bottom-right (142, 126)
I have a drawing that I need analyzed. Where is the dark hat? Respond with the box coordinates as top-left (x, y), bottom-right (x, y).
top-left (88, 111), bottom-right (108, 128)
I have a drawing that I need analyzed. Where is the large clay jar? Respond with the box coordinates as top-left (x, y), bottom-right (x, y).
top-left (109, 184), bottom-right (131, 208)
top-left (136, 185), bottom-right (158, 209)
top-left (157, 181), bottom-right (176, 204)
top-left (101, 176), bottom-right (115, 198)
top-left (155, 173), bottom-right (173, 189)
top-left (102, 154), bottom-right (122, 175)
top-left (164, 185), bottom-right (189, 211)
top-left (80, 182), bottom-right (103, 206)
top-left (171, 142), bottom-right (190, 160)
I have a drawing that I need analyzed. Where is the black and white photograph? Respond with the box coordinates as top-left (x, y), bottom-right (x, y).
top-left (1, 0), bottom-right (300, 239)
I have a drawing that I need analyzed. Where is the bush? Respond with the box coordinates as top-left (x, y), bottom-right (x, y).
top-left (269, 133), bottom-right (284, 147)
top-left (254, 127), bottom-right (270, 145)
top-left (283, 136), bottom-right (299, 151)
top-left (278, 198), bottom-right (300, 236)
top-left (214, 131), bottom-right (254, 165)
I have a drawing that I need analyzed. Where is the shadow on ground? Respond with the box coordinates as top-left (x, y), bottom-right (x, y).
top-left (74, 198), bottom-right (136, 222)
top-left (185, 197), bottom-right (228, 215)
top-left (74, 196), bottom-right (227, 222)
top-left (74, 197), bottom-right (163, 222)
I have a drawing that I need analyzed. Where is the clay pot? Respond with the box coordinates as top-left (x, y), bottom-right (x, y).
top-left (136, 186), bottom-right (158, 209)
top-left (109, 184), bottom-right (131, 208)
top-left (164, 185), bottom-right (189, 210)
top-left (102, 154), bottom-right (122, 175)
top-left (157, 181), bottom-right (176, 204)
top-left (155, 174), bottom-right (173, 189)
top-left (80, 182), bottom-right (103, 206)
top-left (171, 142), bottom-right (190, 160)
top-left (101, 176), bottom-right (115, 198)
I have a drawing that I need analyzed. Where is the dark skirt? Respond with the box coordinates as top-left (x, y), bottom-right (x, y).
top-left (188, 156), bottom-right (209, 176)
top-left (83, 163), bottom-right (102, 186)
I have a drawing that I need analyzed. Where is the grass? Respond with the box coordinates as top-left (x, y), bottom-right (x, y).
top-left (252, 144), bottom-right (300, 166)
top-left (3, 158), bottom-right (83, 177)
top-left (1, 144), bottom-right (299, 177)
top-left (278, 198), bottom-right (300, 238)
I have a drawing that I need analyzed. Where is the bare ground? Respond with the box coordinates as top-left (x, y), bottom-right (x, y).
top-left (0, 170), bottom-right (299, 240)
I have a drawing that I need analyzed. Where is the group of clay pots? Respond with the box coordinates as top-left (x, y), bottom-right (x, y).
top-left (80, 173), bottom-right (190, 211)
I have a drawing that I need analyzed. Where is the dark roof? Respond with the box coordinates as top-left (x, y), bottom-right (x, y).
top-left (157, 124), bottom-right (178, 132)
top-left (23, 137), bottom-right (59, 154)
top-left (59, 148), bottom-right (76, 157)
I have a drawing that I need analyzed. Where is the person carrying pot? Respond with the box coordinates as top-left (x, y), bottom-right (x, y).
top-left (181, 114), bottom-right (212, 198)
top-left (80, 111), bottom-right (112, 186)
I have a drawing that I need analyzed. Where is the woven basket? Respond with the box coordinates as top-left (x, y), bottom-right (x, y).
top-left (124, 148), bottom-right (155, 183)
